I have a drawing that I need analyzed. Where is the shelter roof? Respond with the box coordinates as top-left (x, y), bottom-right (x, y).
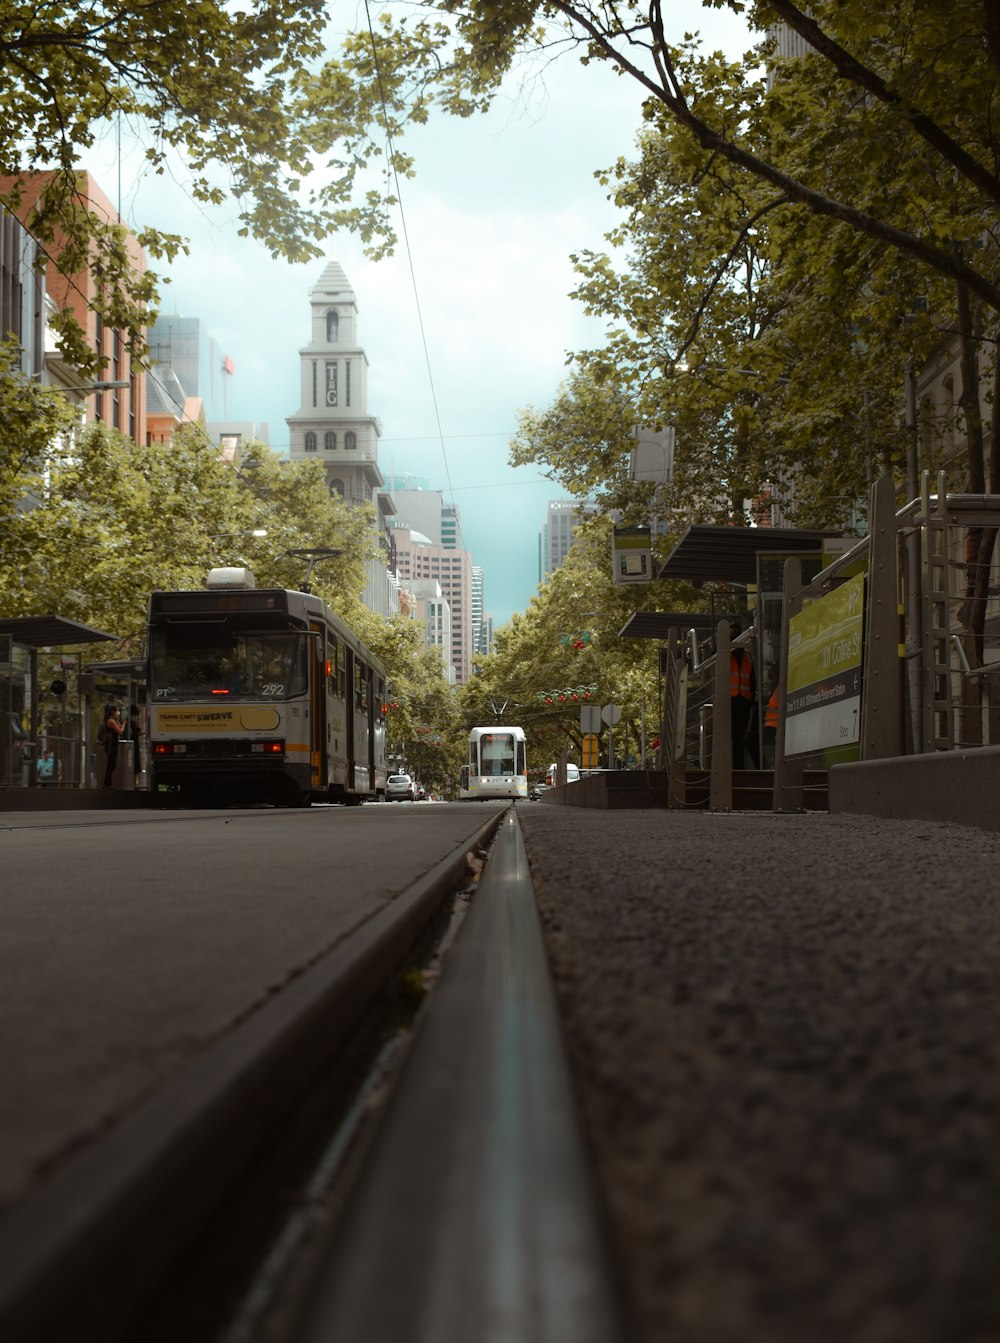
top-left (618, 611), bottom-right (715, 640)
top-left (657, 524), bottom-right (839, 586)
top-left (0, 616), bottom-right (118, 649)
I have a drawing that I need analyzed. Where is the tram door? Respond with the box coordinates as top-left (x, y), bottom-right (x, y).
top-left (344, 649), bottom-right (357, 788)
top-left (309, 623), bottom-right (327, 790)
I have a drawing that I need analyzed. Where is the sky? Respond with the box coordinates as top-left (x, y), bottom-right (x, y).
top-left (87, 2), bottom-right (751, 629)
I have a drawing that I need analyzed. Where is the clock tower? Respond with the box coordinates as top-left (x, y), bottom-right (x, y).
top-left (286, 259), bottom-right (399, 617)
top-left (286, 259), bottom-right (384, 506)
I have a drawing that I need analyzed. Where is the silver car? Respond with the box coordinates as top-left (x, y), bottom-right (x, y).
top-left (386, 772), bottom-right (415, 801)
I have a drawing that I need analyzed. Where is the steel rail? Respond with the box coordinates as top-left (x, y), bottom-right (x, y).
top-left (290, 806), bottom-right (631, 1343)
top-left (0, 809), bottom-right (506, 1343)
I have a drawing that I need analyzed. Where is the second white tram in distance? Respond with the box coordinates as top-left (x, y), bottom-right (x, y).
top-left (459, 725), bottom-right (528, 800)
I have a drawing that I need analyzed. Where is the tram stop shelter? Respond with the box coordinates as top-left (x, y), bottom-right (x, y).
top-left (618, 524), bottom-right (845, 763)
top-left (0, 615), bottom-right (120, 789)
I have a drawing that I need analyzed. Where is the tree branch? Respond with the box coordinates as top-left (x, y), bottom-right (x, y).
top-left (549, 0), bottom-right (1000, 313)
top-left (766, 0), bottom-right (1000, 208)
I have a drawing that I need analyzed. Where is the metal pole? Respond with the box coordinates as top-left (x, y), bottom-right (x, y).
top-left (773, 557), bottom-right (804, 813)
top-left (710, 621), bottom-right (732, 812)
top-left (862, 475), bottom-right (903, 759)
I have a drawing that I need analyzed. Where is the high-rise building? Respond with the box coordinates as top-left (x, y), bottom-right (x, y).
top-left (471, 565), bottom-right (490, 662)
top-left (385, 487), bottom-right (465, 550)
top-left (405, 576), bottom-right (455, 684)
top-left (540, 499), bottom-right (600, 581)
top-left (147, 315), bottom-right (226, 420)
top-left (393, 527), bottom-right (473, 683)
top-left (286, 259), bottom-right (398, 616)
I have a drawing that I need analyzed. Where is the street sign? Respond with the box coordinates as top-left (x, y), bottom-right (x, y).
top-left (601, 702), bottom-right (622, 726)
top-left (612, 526), bottom-right (652, 585)
top-left (580, 704), bottom-right (600, 734)
top-left (582, 733), bottom-right (600, 768)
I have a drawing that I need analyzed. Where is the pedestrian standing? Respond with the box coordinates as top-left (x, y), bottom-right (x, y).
top-left (729, 626), bottom-right (756, 770)
top-left (102, 703), bottom-right (126, 787)
top-left (763, 676), bottom-right (780, 768)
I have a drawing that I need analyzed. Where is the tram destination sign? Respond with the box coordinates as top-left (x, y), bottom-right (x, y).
top-left (784, 572), bottom-right (864, 757)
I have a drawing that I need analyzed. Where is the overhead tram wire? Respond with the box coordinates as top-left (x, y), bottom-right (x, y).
top-left (363, 0), bottom-right (456, 509)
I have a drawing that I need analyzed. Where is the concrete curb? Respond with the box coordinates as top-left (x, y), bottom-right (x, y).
top-left (829, 746), bottom-right (1000, 831)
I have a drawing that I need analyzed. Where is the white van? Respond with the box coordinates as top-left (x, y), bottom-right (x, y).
top-left (545, 761), bottom-right (580, 787)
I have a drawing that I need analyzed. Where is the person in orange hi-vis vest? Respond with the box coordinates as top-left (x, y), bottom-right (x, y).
top-left (729, 623), bottom-right (757, 769)
top-left (763, 675), bottom-right (779, 769)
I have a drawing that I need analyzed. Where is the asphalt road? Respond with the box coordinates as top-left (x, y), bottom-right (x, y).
top-left (7, 798), bottom-right (1000, 1342)
top-left (0, 802), bottom-right (504, 1210)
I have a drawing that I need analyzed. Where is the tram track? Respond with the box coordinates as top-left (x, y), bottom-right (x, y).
top-left (0, 808), bottom-right (506, 1343)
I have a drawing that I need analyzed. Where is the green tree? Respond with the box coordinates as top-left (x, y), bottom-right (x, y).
top-left (0, 0), bottom-right (402, 369)
top-left (513, 32), bottom-right (952, 533)
top-left (0, 337), bottom-right (80, 523)
top-left (310, 1), bottom-right (1000, 308)
top-left (462, 523), bottom-right (701, 771)
top-left (0, 425), bottom-right (378, 643)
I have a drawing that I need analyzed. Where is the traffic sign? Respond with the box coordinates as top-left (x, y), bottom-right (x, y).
top-left (582, 733), bottom-right (600, 768)
top-left (601, 702), bottom-right (621, 726)
top-left (580, 704), bottom-right (600, 734)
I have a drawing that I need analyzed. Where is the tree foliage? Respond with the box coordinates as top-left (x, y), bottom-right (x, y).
top-left (0, 425), bottom-right (378, 646)
top-left (458, 524), bottom-right (702, 772)
top-left (0, 0), bottom-right (407, 367)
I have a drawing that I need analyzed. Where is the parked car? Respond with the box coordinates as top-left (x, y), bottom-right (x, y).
top-left (386, 772), bottom-right (415, 801)
top-left (545, 762), bottom-right (580, 787)
top-left (530, 782), bottom-right (548, 800)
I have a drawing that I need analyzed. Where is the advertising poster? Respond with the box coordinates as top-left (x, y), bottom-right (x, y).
top-left (785, 573), bottom-right (864, 756)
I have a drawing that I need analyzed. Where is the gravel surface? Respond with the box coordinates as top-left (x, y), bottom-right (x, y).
top-left (516, 806), bottom-right (1000, 1343)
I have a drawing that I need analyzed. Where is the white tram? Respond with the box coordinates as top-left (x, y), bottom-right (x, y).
top-left (147, 568), bottom-right (388, 806)
top-left (459, 725), bottom-right (528, 801)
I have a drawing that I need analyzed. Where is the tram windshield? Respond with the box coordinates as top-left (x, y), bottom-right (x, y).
top-left (150, 627), bottom-right (309, 701)
top-left (477, 731), bottom-right (519, 776)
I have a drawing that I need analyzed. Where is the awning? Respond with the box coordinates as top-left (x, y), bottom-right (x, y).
top-left (657, 524), bottom-right (838, 586)
top-left (618, 611), bottom-right (716, 640)
top-left (0, 615), bottom-right (119, 649)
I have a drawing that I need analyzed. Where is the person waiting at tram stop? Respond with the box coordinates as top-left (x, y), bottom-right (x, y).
top-left (37, 747), bottom-right (60, 785)
top-left (763, 670), bottom-right (780, 769)
top-left (729, 621), bottom-right (757, 769)
top-left (102, 703), bottom-right (126, 787)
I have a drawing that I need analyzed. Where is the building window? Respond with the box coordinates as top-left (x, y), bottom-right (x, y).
top-left (325, 430), bottom-right (336, 451)
top-left (345, 431), bottom-right (357, 450)
top-left (326, 309), bottom-right (339, 342)
top-left (305, 432), bottom-right (317, 453)
top-left (112, 330), bottom-right (121, 429)
top-left (94, 314), bottom-right (104, 423)
top-left (345, 362), bottom-right (351, 406)
top-left (312, 361), bottom-right (317, 407)
top-left (330, 478), bottom-right (345, 497)
top-left (325, 361), bottom-right (337, 406)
